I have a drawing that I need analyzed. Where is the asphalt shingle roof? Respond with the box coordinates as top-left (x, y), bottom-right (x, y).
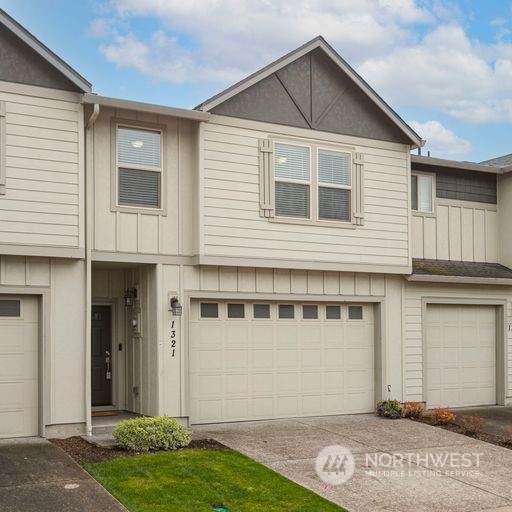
top-left (412, 259), bottom-right (512, 279)
top-left (480, 153), bottom-right (512, 167)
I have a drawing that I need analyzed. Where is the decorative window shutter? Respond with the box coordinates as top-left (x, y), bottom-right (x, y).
top-left (258, 139), bottom-right (275, 218)
top-left (353, 152), bottom-right (364, 225)
top-left (0, 101), bottom-right (5, 195)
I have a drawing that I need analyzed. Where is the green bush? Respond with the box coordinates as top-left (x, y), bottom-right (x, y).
top-left (113, 416), bottom-right (191, 452)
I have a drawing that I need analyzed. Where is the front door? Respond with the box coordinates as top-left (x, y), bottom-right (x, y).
top-left (91, 306), bottom-right (112, 406)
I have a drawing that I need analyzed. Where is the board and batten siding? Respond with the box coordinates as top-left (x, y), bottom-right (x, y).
top-left (0, 83), bottom-right (83, 250)
top-left (91, 107), bottom-right (198, 256)
top-left (403, 282), bottom-right (512, 402)
top-left (200, 117), bottom-right (411, 272)
top-left (412, 201), bottom-right (498, 262)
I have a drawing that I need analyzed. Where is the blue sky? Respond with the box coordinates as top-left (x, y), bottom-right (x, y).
top-left (1, 0), bottom-right (512, 162)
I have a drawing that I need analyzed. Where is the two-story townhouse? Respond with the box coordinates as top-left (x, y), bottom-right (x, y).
top-left (1, 10), bottom-right (512, 440)
top-left (0, 10), bottom-right (90, 438)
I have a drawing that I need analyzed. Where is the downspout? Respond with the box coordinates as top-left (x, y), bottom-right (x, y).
top-left (85, 104), bottom-right (99, 436)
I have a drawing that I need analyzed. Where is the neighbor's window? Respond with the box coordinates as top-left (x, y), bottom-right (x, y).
top-left (411, 173), bottom-right (434, 213)
top-left (117, 126), bottom-right (162, 208)
top-left (273, 142), bottom-right (352, 222)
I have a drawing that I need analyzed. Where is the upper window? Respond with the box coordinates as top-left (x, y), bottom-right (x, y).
top-left (117, 126), bottom-right (162, 209)
top-left (273, 142), bottom-right (352, 222)
top-left (411, 173), bottom-right (434, 214)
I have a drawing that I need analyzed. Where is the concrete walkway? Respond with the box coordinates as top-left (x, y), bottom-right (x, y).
top-left (0, 438), bottom-right (126, 512)
top-left (195, 414), bottom-right (512, 512)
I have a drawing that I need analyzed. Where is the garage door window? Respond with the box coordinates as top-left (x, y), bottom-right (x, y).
top-left (253, 304), bottom-right (270, 319)
top-left (348, 305), bottom-right (363, 320)
top-left (303, 305), bottom-right (318, 319)
top-left (326, 305), bottom-right (341, 319)
top-left (278, 304), bottom-right (294, 319)
top-left (0, 300), bottom-right (20, 317)
top-left (200, 303), bottom-right (218, 318)
top-left (227, 303), bottom-right (245, 319)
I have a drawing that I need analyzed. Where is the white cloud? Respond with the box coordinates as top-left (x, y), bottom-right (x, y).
top-left (409, 120), bottom-right (472, 158)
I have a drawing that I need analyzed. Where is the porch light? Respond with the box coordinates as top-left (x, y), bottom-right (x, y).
top-left (124, 288), bottom-right (137, 307)
top-left (170, 296), bottom-right (183, 316)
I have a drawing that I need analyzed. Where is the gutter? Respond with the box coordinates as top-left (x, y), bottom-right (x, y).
top-left (406, 274), bottom-right (512, 286)
top-left (84, 104), bottom-right (100, 436)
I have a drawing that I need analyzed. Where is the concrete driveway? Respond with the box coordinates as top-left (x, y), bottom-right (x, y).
top-left (0, 438), bottom-right (125, 512)
top-left (195, 414), bottom-right (512, 512)
top-left (454, 406), bottom-right (512, 438)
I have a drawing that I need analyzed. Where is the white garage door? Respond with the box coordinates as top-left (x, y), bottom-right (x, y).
top-left (0, 296), bottom-right (39, 438)
top-left (426, 304), bottom-right (496, 408)
top-left (189, 301), bottom-right (375, 424)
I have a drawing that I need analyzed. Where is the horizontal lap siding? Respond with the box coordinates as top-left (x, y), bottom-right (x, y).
top-left (202, 121), bottom-right (409, 268)
top-left (0, 88), bottom-right (81, 248)
top-left (404, 282), bottom-right (512, 401)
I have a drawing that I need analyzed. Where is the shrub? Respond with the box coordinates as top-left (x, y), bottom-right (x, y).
top-left (402, 401), bottom-right (425, 419)
top-left (504, 426), bottom-right (512, 446)
top-left (459, 415), bottom-right (484, 435)
top-left (432, 407), bottom-right (456, 425)
top-left (113, 416), bottom-right (191, 452)
top-left (376, 400), bottom-right (403, 419)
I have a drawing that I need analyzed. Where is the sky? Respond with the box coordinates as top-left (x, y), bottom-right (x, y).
top-left (1, 0), bottom-right (512, 162)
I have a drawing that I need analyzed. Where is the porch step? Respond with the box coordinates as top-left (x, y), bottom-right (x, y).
top-left (83, 433), bottom-right (116, 449)
top-left (91, 411), bottom-right (140, 435)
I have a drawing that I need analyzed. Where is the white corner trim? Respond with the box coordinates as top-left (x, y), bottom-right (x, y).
top-left (406, 274), bottom-right (512, 286)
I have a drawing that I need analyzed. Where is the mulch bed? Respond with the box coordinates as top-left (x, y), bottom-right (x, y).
top-left (50, 437), bottom-right (227, 465)
top-left (410, 417), bottom-right (512, 450)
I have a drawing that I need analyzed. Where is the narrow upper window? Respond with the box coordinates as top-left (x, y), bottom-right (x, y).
top-left (411, 173), bottom-right (434, 213)
top-left (117, 126), bottom-right (162, 208)
top-left (318, 149), bottom-right (351, 221)
top-left (274, 143), bottom-right (310, 218)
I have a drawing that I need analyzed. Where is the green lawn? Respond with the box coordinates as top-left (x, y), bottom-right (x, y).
top-left (85, 448), bottom-right (344, 512)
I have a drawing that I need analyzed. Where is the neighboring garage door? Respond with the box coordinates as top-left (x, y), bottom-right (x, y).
top-left (189, 300), bottom-right (375, 424)
top-left (0, 296), bottom-right (39, 438)
top-left (426, 304), bottom-right (496, 408)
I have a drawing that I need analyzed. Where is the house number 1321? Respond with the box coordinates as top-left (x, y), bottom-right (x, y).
top-left (170, 321), bottom-right (177, 357)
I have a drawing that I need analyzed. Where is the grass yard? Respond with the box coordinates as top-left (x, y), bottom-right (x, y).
top-left (85, 448), bottom-right (344, 512)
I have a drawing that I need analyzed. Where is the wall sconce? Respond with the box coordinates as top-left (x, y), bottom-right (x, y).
top-left (170, 296), bottom-right (183, 316)
top-left (124, 288), bottom-right (137, 307)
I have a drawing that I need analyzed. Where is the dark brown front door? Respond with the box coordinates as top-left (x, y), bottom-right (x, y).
top-left (91, 306), bottom-right (112, 406)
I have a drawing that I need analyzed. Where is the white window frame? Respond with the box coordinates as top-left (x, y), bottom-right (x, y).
top-left (270, 138), bottom-right (356, 227)
top-left (110, 120), bottom-right (166, 214)
top-left (411, 171), bottom-right (436, 216)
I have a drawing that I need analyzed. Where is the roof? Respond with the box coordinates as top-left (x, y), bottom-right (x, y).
top-left (480, 153), bottom-right (512, 168)
top-left (411, 154), bottom-right (500, 174)
top-left (196, 36), bottom-right (423, 147)
top-left (411, 259), bottom-right (512, 281)
top-left (0, 9), bottom-right (91, 92)
top-left (82, 94), bottom-right (210, 121)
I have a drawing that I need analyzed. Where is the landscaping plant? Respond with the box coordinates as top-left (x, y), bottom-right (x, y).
top-left (113, 416), bottom-right (191, 452)
top-left (432, 407), bottom-right (456, 425)
top-left (376, 400), bottom-right (403, 419)
top-left (459, 415), bottom-right (484, 435)
top-left (401, 401), bottom-right (425, 419)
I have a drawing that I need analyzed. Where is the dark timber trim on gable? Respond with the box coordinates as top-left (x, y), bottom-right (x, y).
top-left (196, 36), bottom-right (423, 147)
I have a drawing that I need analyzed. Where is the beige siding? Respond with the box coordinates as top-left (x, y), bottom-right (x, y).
top-left (412, 201), bottom-right (498, 262)
top-left (0, 85), bottom-right (83, 249)
top-left (404, 281), bottom-right (512, 402)
top-left (201, 117), bottom-right (410, 271)
top-left (91, 107), bottom-right (198, 256)
top-left (498, 174), bottom-right (512, 269)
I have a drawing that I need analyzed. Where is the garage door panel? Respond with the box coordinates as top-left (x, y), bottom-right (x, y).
top-left (190, 300), bottom-right (375, 423)
top-left (426, 304), bottom-right (496, 408)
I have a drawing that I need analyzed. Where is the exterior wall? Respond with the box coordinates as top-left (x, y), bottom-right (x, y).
top-left (412, 200), bottom-right (498, 262)
top-left (0, 255), bottom-right (86, 433)
top-left (200, 116), bottom-right (411, 273)
top-left (403, 281), bottom-right (512, 403)
top-left (498, 173), bottom-right (512, 269)
top-left (0, 81), bottom-right (84, 253)
top-left (90, 106), bottom-right (198, 257)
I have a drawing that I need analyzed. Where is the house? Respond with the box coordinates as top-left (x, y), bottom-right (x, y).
top-left (0, 9), bottom-right (511, 439)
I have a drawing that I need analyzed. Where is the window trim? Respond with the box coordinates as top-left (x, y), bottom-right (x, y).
top-left (269, 137), bottom-right (357, 228)
top-left (0, 298), bottom-right (22, 318)
top-left (199, 302), bottom-right (219, 319)
top-left (0, 101), bottom-right (6, 195)
top-left (253, 303), bottom-right (272, 320)
top-left (347, 304), bottom-right (364, 321)
top-left (411, 170), bottom-right (436, 217)
top-left (110, 119), bottom-right (167, 215)
top-left (227, 302), bottom-right (246, 319)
